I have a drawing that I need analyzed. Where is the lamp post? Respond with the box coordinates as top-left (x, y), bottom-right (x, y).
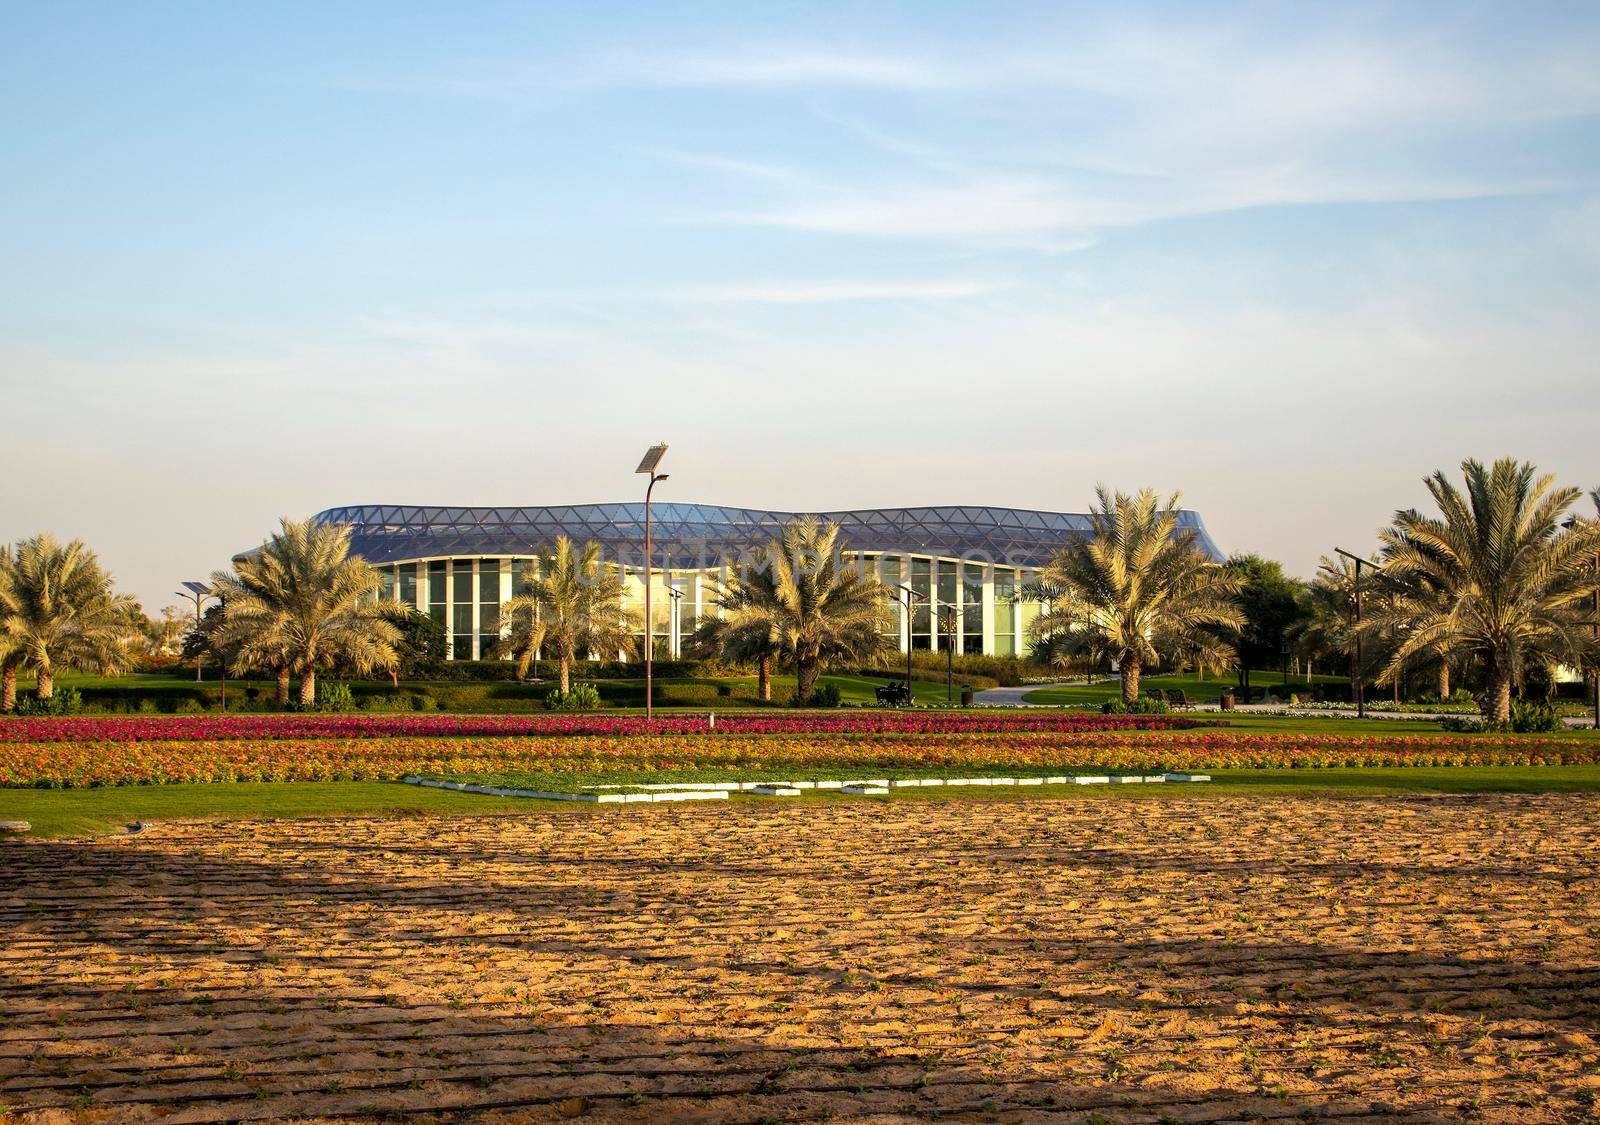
top-left (178, 581), bottom-right (215, 683)
top-left (635, 443), bottom-right (669, 723)
top-left (938, 604), bottom-right (958, 702)
top-left (895, 583), bottom-right (925, 706)
top-left (1333, 548), bottom-right (1377, 720)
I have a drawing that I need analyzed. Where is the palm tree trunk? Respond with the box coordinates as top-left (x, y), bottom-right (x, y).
top-left (1483, 664), bottom-right (1512, 723)
top-left (559, 657), bottom-right (570, 694)
top-left (1, 664), bottom-right (15, 712)
top-left (1120, 656), bottom-right (1140, 705)
top-left (36, 667), bottom-right (53, 700)
top-left (276, 667), bottom-right (291, 707)
top-left (299, 670), bottom-right (316, 708)
top-left (757, 654), bottom-right (771, 702)
top-left (1437, 662), bottom-right (1450, 702)
top-left (795, 658), bottom-right (819, 705)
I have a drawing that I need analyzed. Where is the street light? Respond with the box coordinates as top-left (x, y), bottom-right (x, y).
top-left (636, 443), bottom-right (669, 723)
top-left (177, 581), bottom-right (215, 683)
top-left (894, 583), bottom-right (926, 706)
top-left (937, 603), bottom-right (959, 702)
top-left (1333, 548), bottom-right (1379, 720)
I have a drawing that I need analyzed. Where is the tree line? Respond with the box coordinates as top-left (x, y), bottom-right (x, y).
top-left (2, 457), bottom-right (1595, 721)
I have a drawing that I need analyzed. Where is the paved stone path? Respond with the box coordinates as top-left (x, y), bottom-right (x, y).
top-left (3, 796), bottom-right (1598, 1121)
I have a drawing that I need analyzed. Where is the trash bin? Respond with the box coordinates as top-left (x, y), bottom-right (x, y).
top-left (1220, 689), bottom-right (1235, 712)
top-left (960, 685), bottom-right (973, 707)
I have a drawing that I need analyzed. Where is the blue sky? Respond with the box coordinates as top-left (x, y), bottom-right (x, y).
top-left (3, 2), bottom-right (1598, 609)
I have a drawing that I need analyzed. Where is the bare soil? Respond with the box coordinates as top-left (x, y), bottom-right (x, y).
top-left (2, 795), bottom-right (1598, 1123)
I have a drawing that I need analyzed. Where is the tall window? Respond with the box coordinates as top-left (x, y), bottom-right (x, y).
top-left (427, 561), bottom-right (446, 629)
top-left (377, 565), bottom-right (395, 603)
top-left (479, 559), bottom-right (501, 659)
top-left (994, 570), bottom-right (1016, 656)
top-left (962, 562), bottom-right (984, 654)
top-left (452, 560), bottom-right (474, 660)
top-left (871, 555), bottom-right (903, 648)
top-left (398, 563), bottom-right (417, 610)
top-left (911, 558), bottom-right (932, 650)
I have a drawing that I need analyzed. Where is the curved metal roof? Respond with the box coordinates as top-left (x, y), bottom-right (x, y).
top-left (306, 502), bottom-right (1222, 570)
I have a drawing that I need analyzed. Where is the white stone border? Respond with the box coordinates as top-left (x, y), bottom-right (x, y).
top-left (406, 773), bottom-right (1210, 803)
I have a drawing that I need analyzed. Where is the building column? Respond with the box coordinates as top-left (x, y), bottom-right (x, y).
top-left (982, 565), bottom-right (995, 656)
top-left (442, 565), bottom-right (454, 660)
top-left (469, 563), bottom-right (481, 661)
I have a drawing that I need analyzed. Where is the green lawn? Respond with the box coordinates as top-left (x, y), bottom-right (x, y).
top-left (7, 767), bottom-right (1600, 838)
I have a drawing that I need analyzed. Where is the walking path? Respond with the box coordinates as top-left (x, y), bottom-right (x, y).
top-left (972, 682), bottom-right (1596, 728)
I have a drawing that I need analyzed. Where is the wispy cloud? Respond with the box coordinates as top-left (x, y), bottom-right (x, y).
top-left (667, 279), bottom-right (1008, 304)
top-left (629, 145), bottom-right (801, 183)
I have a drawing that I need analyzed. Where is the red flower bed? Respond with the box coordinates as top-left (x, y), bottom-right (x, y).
top-left (3, 730), bottom-right (1596, 788)
top-left (0, 711), bottom-right (1200, 743)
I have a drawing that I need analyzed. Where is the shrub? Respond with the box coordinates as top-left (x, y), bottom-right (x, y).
top-left (808, 683), bottom-right (843, 708)
top-left (1103, 696), bottom-right (1168, 715)
top-left (312, 681), bottom-right (356, 713)
top-left (543, 684), bottom-right (603, 711)
top-left (1441, 700), bottom-right (1561, 734)
top-left (16, 688), bottom-right (83, 716)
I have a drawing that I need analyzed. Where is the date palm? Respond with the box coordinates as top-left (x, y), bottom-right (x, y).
top-left (211, 518), bottom-right (399, 707)
top-left (1031, 487), bottom-right (1244, 704)
top-left (702, 517), bottom-right (891, 704)
top-left (1288, 556), bottom-right (1358, 684)
top-left (0, 534), bottom-right (137, 707)
top-left (686, 606), bottom-right (782, 702)
top-left (501, 536), bottom-right (637, 692)
top-left (1378, 458), bottom-right (1600, 722)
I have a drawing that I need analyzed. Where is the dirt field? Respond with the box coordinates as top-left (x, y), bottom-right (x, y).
top-left (2, 795), bottom-right (1598, 1123)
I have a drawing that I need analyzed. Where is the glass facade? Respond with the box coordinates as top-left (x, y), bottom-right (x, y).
top-left (298, 504), bottom-right (1201, 661)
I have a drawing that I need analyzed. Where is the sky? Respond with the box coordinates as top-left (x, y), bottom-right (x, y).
top-left (2, 1), bottom-right (1598, 613)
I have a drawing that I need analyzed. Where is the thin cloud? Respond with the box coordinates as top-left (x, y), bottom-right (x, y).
top-left (667, 279), bottom-right (1009, 304)
top-left (630, 146), bottom-right (802, 183)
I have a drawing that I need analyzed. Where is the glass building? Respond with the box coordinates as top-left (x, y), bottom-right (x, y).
top-left (299, 502), bottom-right (1223, 661)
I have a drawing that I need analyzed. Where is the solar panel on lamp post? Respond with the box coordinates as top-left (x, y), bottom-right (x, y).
top-left (177, 581), bottom-right (214, 684)
top-left (635, 443), bottom-right (669, 723)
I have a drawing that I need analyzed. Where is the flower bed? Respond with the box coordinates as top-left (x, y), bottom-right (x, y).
top-left (3, 731), bottom-right (1597, 788)
top-left (0, 711), bottom-right (1201, 743)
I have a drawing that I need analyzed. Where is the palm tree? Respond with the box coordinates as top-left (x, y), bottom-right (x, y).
top-left (1378, 458), bottom-right (1600, 722)
top-left (1287, 557), bottom-right (1356, 683)
top-left (686, 601), bottom-right (782, 701)
top-left (1030, 487), bottom-right (1244, 704)
top-left (697, 517), bottom-right (891, 704)
top-left (1368, 545), bottom-right (1459, 702)
top-left (501, 536), bottom-right (637, 692)
top-left (211, 518), bottom-right (399, 707)
top-left (0, 534), bottom-right (137, 707)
